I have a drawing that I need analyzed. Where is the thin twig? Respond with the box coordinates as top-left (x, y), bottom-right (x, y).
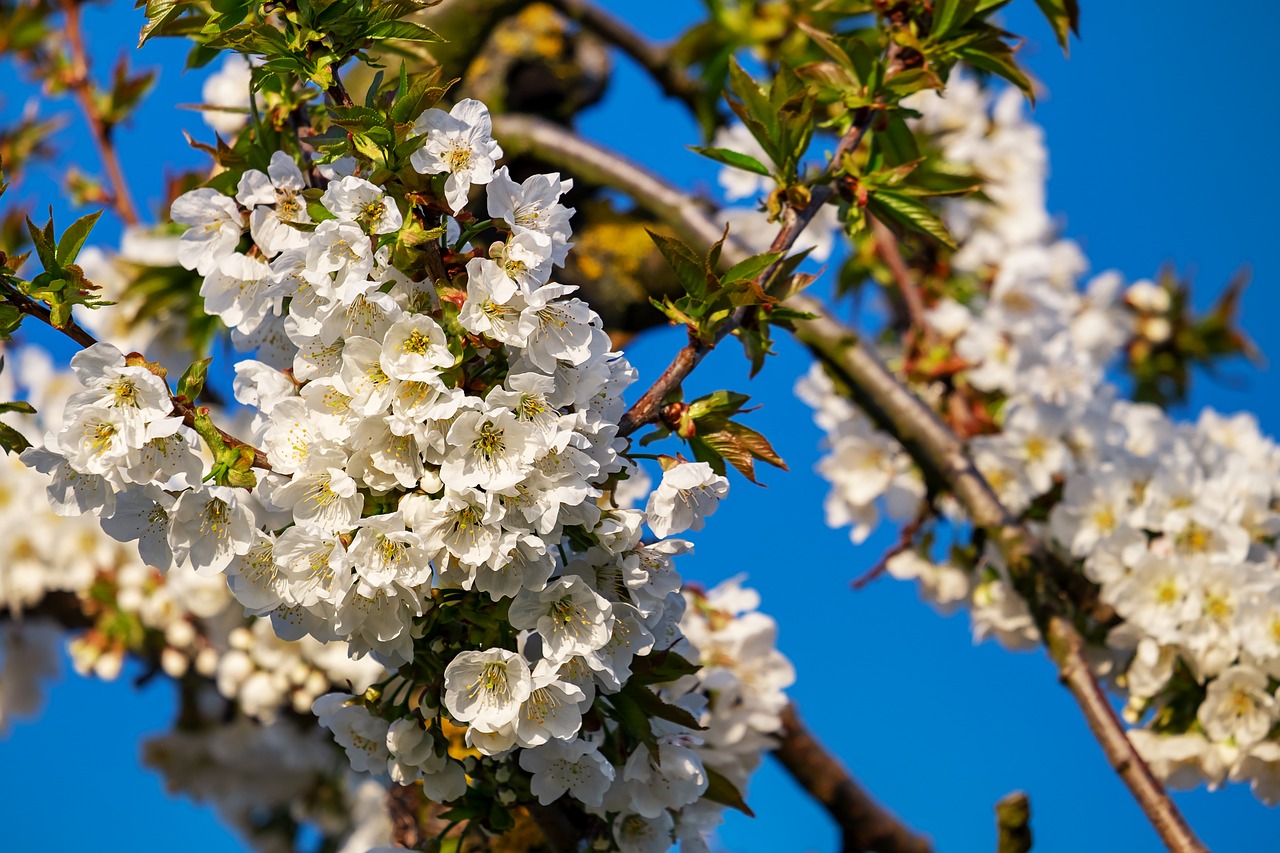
top-left (617, 116), bottom-right (871, 436)
top-left (489, 115), bottom-right (1209, 853)
top-left (775, 704), bottom-right (933, 853)
top-left (851, 508), bottom-right (927, 591)
top-left (327, 66), bottom-right (355, 108)
top-left (871, 216), bottom-right (930, 336)
top-left (541, 0), bottom-right (706, 118)
top-left (59, 0), bottom-right (141, 226)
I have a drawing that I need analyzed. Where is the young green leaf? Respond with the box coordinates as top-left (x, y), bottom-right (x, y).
top-left (55, 210), bottom-right (103, 266)
top-left (868, 190), bottom-right (957, 249)
top-left (689, 145), bottom-right (770, 177)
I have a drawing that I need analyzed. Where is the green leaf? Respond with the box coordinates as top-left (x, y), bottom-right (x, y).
top-left (365, 21), bottom-right (444, 43)
top-left (622, 683), bottom-right (706, 733)
top-left (25, 216), bottom-right (57, 271)
top-left (55, 210), bottom-right (103, 266)
top-left (1033, 0), bottom-right (1081, 53)
top-left (0, 400), bottom-right (36, 415)
top-left (629, 649), bottom-right (701, 685)
top-left (0, 422), bottom-right (31, 455)
top-left (689, 145), bottom-right (770, 177)
top-left (957, 39), bottom-right (1035, 102)
top-left (932, 0), bottom-right (979, 39)
top-left (687, 389), bottom-right (751, 420)
top-left (177, 357), bottom-right (212, 401)
top-left (705, 766), bottom-right (755, 817)
top-left (868, 190), bottom-right (957, 249)
top-left (647, 231), bottom-right (708, 299)
top-left (723, 251), bottom-right (783, 286)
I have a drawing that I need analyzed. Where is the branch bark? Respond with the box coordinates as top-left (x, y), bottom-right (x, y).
top-left (777, 704), bottom-right (933, 853)
top-left (539, 0), bottom-right (705, 117)
top-left (488, 113), bottom-right (1209, 853)
top-left (59, 0), bottom-right (141, 226)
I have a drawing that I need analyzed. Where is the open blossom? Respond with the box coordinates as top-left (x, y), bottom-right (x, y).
top-left (168, 486), bottom-right (256, 576)
top-left (443, 648), bottom-right (533, 731)
top-left (236, 151), bottom-right (311, 255)
top-left (509, 576), bottom-right (613, 663)
top-left (411, 99), bottom-right (502, 212)
top-left (645, 463), bottom-right (729, 538)
top-left (321, 175), bottom-right (403, 234)
top-left (171, 188), bottom-right (243, 276)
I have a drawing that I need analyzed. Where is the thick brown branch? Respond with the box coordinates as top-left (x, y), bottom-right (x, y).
top-left (776, 704), bottom-right (932, 853)
top-left (59, 0), bottom-right (141, 226)
top-left (540, 0), bottom-right (705, 117)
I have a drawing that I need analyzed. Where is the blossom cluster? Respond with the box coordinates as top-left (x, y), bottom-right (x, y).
top-left (9, 95), bottom-right (794, 849)
top-left (797, 75), bottom-right (1280, 804)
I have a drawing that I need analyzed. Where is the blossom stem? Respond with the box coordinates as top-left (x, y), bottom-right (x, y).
top-left (59, 0), bottom-right (141, 226)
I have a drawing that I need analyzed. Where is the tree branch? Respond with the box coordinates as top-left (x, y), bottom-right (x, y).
top-left (540, 0), bottom-right (705, 118)
top-left (488, 113), bottom-right (1208, 853)
top-left (59, 0), bottom-right (141, 226)
top-left (995, 792), bottom-right (1032, 853)
top-left (776, 704), bottom-right (933, 853)
top-left (789, 296), bottom-right (1207, 853)
top-left (615, 115), bottom-right (870, 436)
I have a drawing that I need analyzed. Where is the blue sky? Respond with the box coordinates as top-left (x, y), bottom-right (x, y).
top-left (1, 1), bottom-right (1277, 850)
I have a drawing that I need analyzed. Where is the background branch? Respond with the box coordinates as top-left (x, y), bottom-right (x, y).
top-left (58, 0), bottom-right (141, 226)
top-left (540, 0), bottom-right (705, 117)
top-left (776, 704), bottom-right (933, 853)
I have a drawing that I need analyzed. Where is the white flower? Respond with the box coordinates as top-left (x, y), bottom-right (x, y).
top-left (380, 313), bottom-right (453, 380)
top-left (440, 406), bottom-right (542, 492)
top-left (236, 151), bottom-right (311, 255)
top-left (200, 54), bottom-right (251, 136)
top-left (458, 258), bottom-right (529, 345)
top-left (442, 648), bottom-right (532, 731)
top-left (100, 485), bottom-right (176, 570)
top-left (518, 737), bottom-right (614, 806)
top-left (612, 812), bottom-right (674, 853)
top-left (263, 448), bottom-right (362, 534)
top-left (508, 575), bottom-right (613, 663)
top-left (347, 512), bottom-right (433, 593)
top-left (313, 694), bottom-right (391, 774)
top-left (306, 219), bottom-right (374, 286)
top-left (200, 252), bottom-right (277, 334)
top-left (645, 462), bottom-right (729, 538)
top-left (410, 99), bottom-right (503, 212)
top-left (273, 526), bottom-right (353, 606)
top-left (171, 188), bottom-right (243, 276)
top-left (321, 175), bottom-right (403, 234)
top-left (485, 166), bottom-right (574, 265)
top-left (514, 660), bottom-right (586, 747)
top-left (1197, 666), bottom-right (1278, 747)
top-left (168, 486), bottom-right (256, 576)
